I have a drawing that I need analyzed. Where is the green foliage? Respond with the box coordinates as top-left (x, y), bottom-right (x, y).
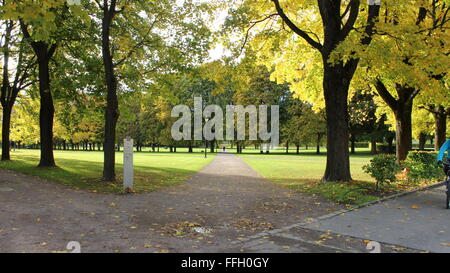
top-left (363, 154), bottom-right (401, 190)
top-left (404, 151), bottom-right (444, 182)
top-left (349, 90), bottom-right (392, 144)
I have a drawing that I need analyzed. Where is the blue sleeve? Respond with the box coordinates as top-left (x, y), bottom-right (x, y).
top-left (437, 140), bottom-right (450, 162)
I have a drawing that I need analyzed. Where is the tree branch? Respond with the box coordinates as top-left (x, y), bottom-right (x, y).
top-left (271, 0), bottom-right (323, 52)
top-left (340, 0), bottom-right (360, 40)
top-left (374, 79), bottom-right (398, 110)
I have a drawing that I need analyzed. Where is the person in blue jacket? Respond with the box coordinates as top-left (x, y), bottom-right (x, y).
top-left (438, 139), bottom-right (450, 176)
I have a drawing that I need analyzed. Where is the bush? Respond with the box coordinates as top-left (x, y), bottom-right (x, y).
top-left (363, 154), bottom-right (401, 190)
top-left (403, 151), bottom-right (443, 182)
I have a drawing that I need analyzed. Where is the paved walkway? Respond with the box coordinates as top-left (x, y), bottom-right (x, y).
top-left (0, 153), bottom-right (338, 253)
top-left (302, 186), bottom-right (450, 253)
top-left (2, 153), bottom-right (445, 253)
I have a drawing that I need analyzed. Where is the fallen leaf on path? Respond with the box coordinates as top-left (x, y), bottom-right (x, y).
top-left (391, 247), bottom-right (406, 251)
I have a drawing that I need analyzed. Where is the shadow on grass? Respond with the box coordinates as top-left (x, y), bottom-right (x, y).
top-left (265, 177), bottom-right (380, 205)
top-left (268, 176), bottom-right (438, 206)
top-left (0, 154), bottom-right (204, 194)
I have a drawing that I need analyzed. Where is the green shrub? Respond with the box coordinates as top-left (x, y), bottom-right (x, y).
top-left (404, 151), bottom-right (443, 182)
top-left (363, 154), bottom-right (401, 190)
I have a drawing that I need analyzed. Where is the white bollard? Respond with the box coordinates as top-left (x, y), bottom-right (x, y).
top-left (123, 136), bottom-right (134, 192)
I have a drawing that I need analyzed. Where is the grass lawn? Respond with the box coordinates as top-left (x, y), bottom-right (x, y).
top-left (236, 147), bottom-right (433, 206)
top-left (0, 149), bottom-right (215, 193)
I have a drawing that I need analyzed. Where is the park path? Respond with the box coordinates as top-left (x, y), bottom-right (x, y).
top-left (0, 152), bottom-right (341, 253)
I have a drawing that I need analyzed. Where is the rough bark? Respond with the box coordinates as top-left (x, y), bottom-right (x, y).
top-left (1, 21), bottom-right (14, 161)
top-left (36, 49), bottom-right (56, 167)
top-left (322, 65), bottom-right (351, 179)
top-left (394, 101), bottom-right (413, 160)
top-left (432, 106), bottom-right (448, 151)
top-left (20, 21), bottom-right (56, 167)
top-left (418, 132), bottom-right (427, 151)
top-left (1, 105), bottom-right (12, 161)
top-left (375, 81), bottom-right (416, 162)
top-left (101, 0), bottom-right (120, 181)
top-left (2, 21), bottom-right (32, 161)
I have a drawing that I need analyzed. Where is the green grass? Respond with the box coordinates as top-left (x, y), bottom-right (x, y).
top-left (237, 147), bottom-right (381, 205)
top-left (0, 149), bottom-right (215, 193)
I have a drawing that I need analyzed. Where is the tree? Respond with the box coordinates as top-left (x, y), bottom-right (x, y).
top-left (9, 96), bottom-right (40, 147)
top-left (16, 2), bottom-right (70, 167)
top-left (0, 20), bottom-right (34, 160)
top-left (227, 0), bottom-right (381, 181)
top-left (412, 108), bottom-right (434, 150)
top-left (96, 0), bottom-right (120, 180)
top-left (341, 1), bottom-right (450, 161)
top-left (348, 90), bottom-right (390, 154)
top-left (418, 91), bottom-right (450, 150)
top-left (91, 0), bottom-right (212, 181)
top-left (429, 106), bottom-right (449, 150)
top-left (286, 99), bottom-right (326, 154)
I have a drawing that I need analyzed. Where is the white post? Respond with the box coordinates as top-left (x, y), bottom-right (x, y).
top-left (123, 136), bottom-right (134, 191)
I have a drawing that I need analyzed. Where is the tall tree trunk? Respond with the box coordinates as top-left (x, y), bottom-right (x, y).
top-left (433, 106), bottom-right (448, 151)
top-left (376, 81), bottom-right (416, 162)
top-left (286, 141), bottom-right (289, 154)
top-left (210, 140), bottom-right (215, 153)
top-left (387, 135), bottom-right (394, 154)
top-left (418, 132), bottom-right (427, 151)
top-left (394, 98), bottom-right (413, 161)
top-left (20, 21), bottom-right (56, 168)
top-left (350, 133), bottom-right (356, 154)
top-left (1, 105), bottom-right (12, 161)
top-left (37, 51), bottom-right (56, 167)
top-left (102, 3), bottom-right (119, 181)
top-left (322, 65), bottom-right (351, 180)
top-left (296, 144), bottom-right (300, 154)
top-left (316, 133), bottom-right (322, 155)
top-left (370, 140), bottom-right (377, 154)
top-left (0, 21), bottom-right (14, 161)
